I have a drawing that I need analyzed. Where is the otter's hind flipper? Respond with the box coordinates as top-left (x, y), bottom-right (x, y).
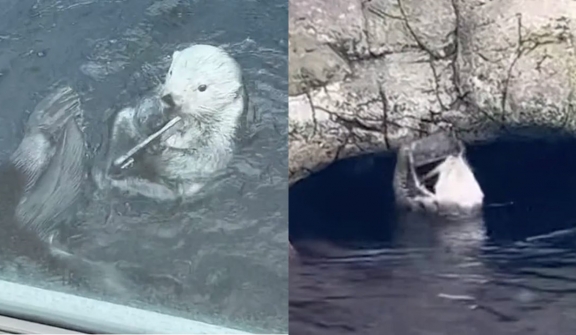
top-left (15, 117), bottom-right (85, 239)
top-left (4, 87), bottom-right (135, 297)
top-left (11, 86), bottom-right (81, 191)
top-left (26, 86), bottom-right (81, 134)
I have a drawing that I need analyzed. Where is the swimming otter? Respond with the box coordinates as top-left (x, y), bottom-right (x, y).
top-left (96, 44), bottom-right (247, 201)
top-left (393, 131), bottom-right (484, 217)
top-left (1, 87), bottom-right (130, 295)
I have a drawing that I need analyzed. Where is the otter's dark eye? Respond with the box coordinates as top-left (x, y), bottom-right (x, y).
top-left (169, 70), bottom-right (173, 76)
top-left (198, 84), bottom-right (207, 92)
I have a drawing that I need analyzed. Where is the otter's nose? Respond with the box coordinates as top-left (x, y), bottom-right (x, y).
top-left (161, 93), bottom-right (176, 107)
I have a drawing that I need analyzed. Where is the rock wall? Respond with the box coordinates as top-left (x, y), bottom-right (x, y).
top-left (289, 0), bottom-right (576, 184)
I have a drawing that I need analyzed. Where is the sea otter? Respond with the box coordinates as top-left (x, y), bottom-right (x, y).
top-left (392, 131), bottom-right (485, 253)
top-left (393, 131), bottom-right (484, 216)
top-left (95, 44), bottom-right (247, 202)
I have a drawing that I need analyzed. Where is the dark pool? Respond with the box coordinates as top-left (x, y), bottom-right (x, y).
top-left (290, 136), bottom-right (576, 335)
top-left (0, 0), bottom-right (288, 333)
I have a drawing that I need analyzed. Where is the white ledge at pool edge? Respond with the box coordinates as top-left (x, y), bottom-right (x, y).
top-left (0, 279), bottom-right (250, 334)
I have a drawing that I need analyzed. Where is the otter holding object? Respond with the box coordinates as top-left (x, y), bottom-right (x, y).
top-left (99, 44), bottom-right (247, 201)
top-left (393, 132), bottom-right (484, 216)
top-left (392, 132), bottom-right (486, 253)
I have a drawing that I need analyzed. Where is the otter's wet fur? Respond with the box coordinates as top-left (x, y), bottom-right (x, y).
top-left (0, 87), bottom-right (131, 296)
top-left (393, 132), bottom-right (484, 218)
top-left (97, 44), bottom-right (247, 202)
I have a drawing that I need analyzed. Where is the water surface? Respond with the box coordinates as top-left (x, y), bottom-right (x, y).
top-left (290, 137), bottom-right (576, 335)
top-left (0, 0), bottom-right (288, 333)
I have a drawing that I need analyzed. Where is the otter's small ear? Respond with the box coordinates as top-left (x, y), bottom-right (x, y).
top-left (171, 50), bottom-right (181, 61)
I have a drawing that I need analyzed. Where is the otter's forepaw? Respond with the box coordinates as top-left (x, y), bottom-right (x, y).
top-left (108, 164), bottom-right (131, 180)
top-left (146, 141), bottom-right (166, 156)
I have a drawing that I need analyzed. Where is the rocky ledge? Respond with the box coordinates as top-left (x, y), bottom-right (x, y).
top-left (289, 0), bottom-right (576, 184)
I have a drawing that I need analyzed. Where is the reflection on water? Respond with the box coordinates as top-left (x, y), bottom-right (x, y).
top-left (0, 0), bottom-right (287, 333)
top-left (290, 137), bottom-right (576, 335)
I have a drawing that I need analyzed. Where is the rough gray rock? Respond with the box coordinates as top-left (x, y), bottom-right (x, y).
top-left (289, 0), bottom-right (576, 184)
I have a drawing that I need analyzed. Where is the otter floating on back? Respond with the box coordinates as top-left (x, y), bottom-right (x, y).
top-left (96, 44), bottom-right (247, 202)
top-left (393, 131), bottom-right (484, 217)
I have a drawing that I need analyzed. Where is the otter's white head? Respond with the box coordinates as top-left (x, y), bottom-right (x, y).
top-left (160, 44), bottom-right (245, 127)
top-left (393, 132), bottom-right (484, 215)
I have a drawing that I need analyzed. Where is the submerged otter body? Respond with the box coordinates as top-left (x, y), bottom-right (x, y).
top-left (96, 44), bottom-right (246, 202)
top-left (1, 87), bottom-right (129, 294)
